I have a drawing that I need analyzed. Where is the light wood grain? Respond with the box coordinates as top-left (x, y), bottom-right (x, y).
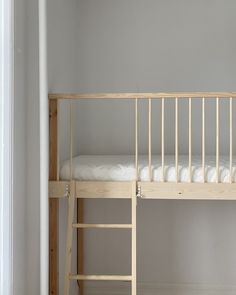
top-left (77, 199), bottom-right (84, 295)
top-left (72, 223), bottom-right (132, 229)
top-left (135, 98), bottom-right (138, 180)
top-left (175, 98), bottom-right (179, 183)
top-left (57, 102), bottom-right (60, 181)
top-left (69, 275), bottom-right (132, 281)
top-left (49, 92), bottom-right (236, 100)
top-left (230, 97), bottom-right (233, 183)
top-left (76, 181), bottom-right (133, 199)
top-left (161, 98), bottom-right (165, 182)
top-left (138, 182), bottom-right (236, 200)
top-left (64, 181), bottom-right (76, 295)
top-left (131, 182), bottom-right (137, 295)
top-left (216, 97), bottom-right (219, 183)
top-left (202, 97), bottom-right (205, 183)
top-left (189, 98), bottom-right (192, 182)
top-left (148, 98), bottom-right (152, 181)
top-left (49, 100), bottom-right (59, 295)
top-left (69, 101), bottom-right (73, 180)
top-left (49, 181), bottom-right (133, 199)
top-left (49, 181), bottom-right (69, 198)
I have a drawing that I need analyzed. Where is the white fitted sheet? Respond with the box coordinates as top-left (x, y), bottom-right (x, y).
top-left (60, 155), bottom-right (236, 183)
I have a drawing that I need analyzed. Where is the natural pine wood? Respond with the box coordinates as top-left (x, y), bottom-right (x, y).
top-left (189, 98), bottom-right (192, 182)
top-left (175, 98), bottom-right (179, 182)
top-left (49, 181), bottom-right (132, 199)
top-left (49, 100), bottom-right (59, 295)
top-left (69, 101), bottom-right (74, 180)
top-left (49, 180), bottom-right (236, 200)
top-left (64, 181), bottom-right (76, 295)
top-left (216, 97), bottom-right (220, 183)
top-left (49, 181), bottom-right (69, 198)
top-left (131, 182), bottom-right (137, 295)
top-left (76, 181), bottom-right (132, 199)
top-left (69, 275), bottom-right (132, 281)
top-left (49, 92), bottom-right (236, 100)
top-left (135, 99), bottom-right (139, 180)
top-left (202, 97), bottom-right (205, 183)
top-left (138, 182), bottom-right (236, 200)
top-left (148, 98), bottom-right (152, 181)
top-left (62, 181), bottom-right (135, 293)
top-left (161, 98), bottom-right (165, 182)
top-left (48, 93), bottom-right (236, 295)
top-left (73, 223), bottom-right (132, 229)
top-left (230, 97), bottom-right (233, 183)
top-left (56, 102), bottom-right (60, 180)
top-left (77, 199), bottom-right (84, 295)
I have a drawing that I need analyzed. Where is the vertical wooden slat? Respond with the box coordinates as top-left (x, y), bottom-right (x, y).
top-left (175, 97), bottom-right (179, 182)
top-left (230, 97), bottom-right (233, 183)
top-left (148, 98), bottom-right (152, 181)
top-left (216, 97), bottom-right (219, 183)
top-left (161, 98), bottom-right (165, 182)
top-left (64, 181), bottom-right (76, 295)
top-left (202, 97), bottom-right (205, 183)
top-left (57, 102), bottom-right (60, 181)
top-left (77, 199), bottom-right (84, 295)
top-left (49, 99), bottom-right (58, 295)
top-left (131, 182), bottom-right (137, 295)
top-left (70, 101), bottom-right (73, 180)
top-left (135, 98), bottom-right (138, 180)
top-left (189, 98), bottom-right (192, 182)
top-left (75, 99), bottom-right (83, 295)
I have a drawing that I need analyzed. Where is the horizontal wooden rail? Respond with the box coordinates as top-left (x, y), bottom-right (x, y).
top-left (138, 182), bottom-right (236, 200)
top-left (69, 275), bottom-right (132, 281)
top-left (49, 92), bottom-right (236, 100)
top-left (72, 223), bottom-right (132, 229)
top-left (76, 181), bottom-right (133, 198)
top-left (49, 181), bottom-right (133, 198)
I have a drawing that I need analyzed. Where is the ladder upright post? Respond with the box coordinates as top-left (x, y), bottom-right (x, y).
top-left (64, 181), bottom-right (76, 295)
top-left (49, 99), bottom-right (59, 295)
top-left (131, 182), bottom-right (137, 295)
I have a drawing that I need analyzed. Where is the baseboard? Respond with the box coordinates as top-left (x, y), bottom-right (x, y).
top-left (85, 282), bottom-right (236, 295)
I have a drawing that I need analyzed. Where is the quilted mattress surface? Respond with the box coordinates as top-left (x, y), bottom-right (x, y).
top-left (60, 155), bottom-right (236, 183)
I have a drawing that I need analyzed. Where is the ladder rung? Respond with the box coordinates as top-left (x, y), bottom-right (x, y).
top-left (72, 223), bottom-right (132, 229)
top-left (69, 275), bottom-right (132, 281)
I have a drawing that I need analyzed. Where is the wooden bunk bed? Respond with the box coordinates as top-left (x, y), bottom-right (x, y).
top-left (48, 92), bottom-right (236, 295)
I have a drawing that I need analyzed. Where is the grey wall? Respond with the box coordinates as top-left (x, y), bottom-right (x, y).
top-left (15, 0), bottom-right (41, 294)
top-left (46, 1), bottom-right (236, 294)
top-left (14, 0), bottom-right (27, 293)
top-left (25, 0), bottom-right (40, 293)
top-left (72, 0), bottom-right (236, 156)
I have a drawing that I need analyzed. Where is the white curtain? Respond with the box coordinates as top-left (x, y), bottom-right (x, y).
top-left (0, 0), bottom-right (13, 294)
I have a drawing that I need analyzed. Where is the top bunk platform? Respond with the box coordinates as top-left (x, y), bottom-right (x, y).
top-left (48, 92), bottom-right (236, 200)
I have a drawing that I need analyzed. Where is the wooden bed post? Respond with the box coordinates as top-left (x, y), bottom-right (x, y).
top-left (77, 199), bottom-right (84, 295)
top-left (49, 99), bottom-right (59, 295)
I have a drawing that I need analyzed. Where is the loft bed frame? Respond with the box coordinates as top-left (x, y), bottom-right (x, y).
top-left (48, 92), bottom-right (236, 295)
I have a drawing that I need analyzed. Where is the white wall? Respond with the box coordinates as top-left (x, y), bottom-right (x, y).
top-left (35, 0), bottom-right (236, 294)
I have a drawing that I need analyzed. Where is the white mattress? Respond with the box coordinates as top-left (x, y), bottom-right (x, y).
top-left (60, 155), bottom-right (236, 183)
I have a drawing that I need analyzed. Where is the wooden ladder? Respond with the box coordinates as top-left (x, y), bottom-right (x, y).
top-left (64, 181), bottom-right (137, 295)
